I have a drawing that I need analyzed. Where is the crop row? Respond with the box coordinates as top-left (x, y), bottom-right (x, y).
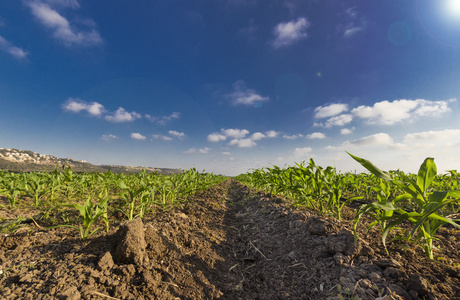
top-left (235, 154), bottom-right (460, 259)
top-left (0, 166), bottom-right (227, 239)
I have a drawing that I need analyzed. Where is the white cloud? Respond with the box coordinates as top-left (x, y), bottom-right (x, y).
top-left (100, 134), bottom-right (119, 142)
top-left (0, 35), bottom-right (29, 59)
top-left (272, 17), bottom-right (310, 48)
top-left (222, 128), bottom-right (250, 139)
top-left (43, 0), bottom-right (80, 9)
top-left (62, 98), bottom-right (105, 116)
top-left (341, 128), bottom-right (353, 135)
top-left (314, 103), bottom-right (349, 118)
top-left (183, 147), bottom-right (212, 154)
top-left (229, 138), bottom-right (257, 148)
top-left (352, 99), bottom-right (453, 125)
top-left (404, 129), bottom-right (460, 143)
top-left (283, 134), bottom-right (304, 140)
top-left (343, 27), bottom-right (363, 38)
top-left (222, 151), bottom-right (232, 155)
top-left (25, 0), bottom-right (102, 47)
top-left (338, 7), bottom-right (366, 38)
top-left (226, 81), bottom-right (269, 106)
top-left (131, 133), bottom-right (146, 141)
top-left (152, 135), bottom-right (173, 141)
top-left (265, 130), bottom-right (279, 138)
top-left (251, 132), bottom-right (266, 141)
top-left (208, 133), bottom-right (227, 142)
top-left (183, 148), bottom-right (196, 154)
top-left (325, 114), bottom-right (353, 127)
top-left (199, 147), bottom-right (212, 154)
top-left (146, 112), bottom-right (180, 125)
top-left (307, 132), bottom-right (326, 139)
top-left (105, 107), bottom-right (141, 123)
top-left (293, 147), bottom-right (312, 158)
top-left (168, 130), bottom-right (185, 139)
top-left (208, 128), bottom-right (278, 148)
top-left (347, 133), bottom-right (394, 147)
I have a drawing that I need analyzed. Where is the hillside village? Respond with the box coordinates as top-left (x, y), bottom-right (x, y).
top-left (0, 148), bottom-right (178, 174)
top-left (0, 148), bottom-right (85, 165)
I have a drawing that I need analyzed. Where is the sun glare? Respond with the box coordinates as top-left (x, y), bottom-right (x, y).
top-left (445, 0), bottom-right (460, 16)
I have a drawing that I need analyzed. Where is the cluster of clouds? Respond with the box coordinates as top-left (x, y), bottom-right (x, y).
top-left (226, 80), bottom-right (269, 106)
top-left (338, 7), bottom-right (367, 39)
top-left (0, 0), bottom-right (102, 60)
top-left (25, 0), bottom-right (102, 47)
top-left (282, 132), bottom-right (326, 140)
top-left (268, 7), bottom-right (367, 48)
top-left (0, 2), bottom-right (368, 61)
top-left (183, 147), bottom-right (212, 154)
top-left (62, 98), bottom-right (180, 125)
top-left (238, 4), bottom-right (366, 49)
top-left (272, 17), bottom-right (310, 48)
top-left (207, 128), bottom-right (278, 148)
top-left (102, 130), bottom-right (186, 142)
top-left (313, 98), bottom-right (454, 129)
top-left (326, 129), bottom-right (460, 156)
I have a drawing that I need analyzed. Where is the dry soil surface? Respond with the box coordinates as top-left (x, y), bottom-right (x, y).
top-left (1, 180), bottom-right (460, 299)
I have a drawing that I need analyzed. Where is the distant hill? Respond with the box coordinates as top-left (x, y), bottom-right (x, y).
top-left (0, 148), bottom-right (180, 174)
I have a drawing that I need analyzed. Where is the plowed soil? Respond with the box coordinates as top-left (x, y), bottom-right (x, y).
top-left (1, 180), bottom-right (460, 299)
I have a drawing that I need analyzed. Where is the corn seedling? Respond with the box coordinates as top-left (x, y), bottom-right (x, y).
top-left (0, 178), bottom-right (27, 209)
top-left (348, 152), bottom-right (460, 259)
top-left (116, 179), bottom-right (149, 220)
top-left (54, 196), bottom-right (109, 240)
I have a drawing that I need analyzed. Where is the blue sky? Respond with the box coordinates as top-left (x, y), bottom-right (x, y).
top-left (1, 0), bottom-right (460, 175)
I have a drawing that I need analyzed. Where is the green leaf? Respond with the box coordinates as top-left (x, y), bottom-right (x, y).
top-left (447, 190), bottom-right (460, 199)
top-left (416, 158), bottom-right (436, 194)
top-left (346, 152), bottom-right (392, 181)
top-left (117, 180), bottom-right (128, 190)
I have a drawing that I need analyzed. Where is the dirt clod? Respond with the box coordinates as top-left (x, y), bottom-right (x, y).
top-left (98, 251), bottom-right (114, 271)
top-left (113, 218), bottom-right (148, 266)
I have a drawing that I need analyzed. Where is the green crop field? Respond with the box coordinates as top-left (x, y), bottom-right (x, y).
top-left (1, 156), bottom-right (460, 299)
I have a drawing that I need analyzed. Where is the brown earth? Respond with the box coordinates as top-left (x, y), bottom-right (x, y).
top-left (1, 180), bottom-right (460, 299)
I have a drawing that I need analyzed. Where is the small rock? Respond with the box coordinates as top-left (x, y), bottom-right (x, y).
top-left (406, 274), bottom-right (431, 296)
top-left (369, 272), bottom-right (382, 282)
top-left (360, 240), bottom-right (375, 256)
top-left (384, 267), bottom-right (404, 279)
top-left (359, 278), bottom-right (373, 289)
top-left (328, 229), bottom-right (361, 256)
top-left (19, 273), bottom-right (32, 283)
top-left (58, 286), bottom-right (81, 300)
top-left (375, 259), bottom-right (402, 269)
top-left (306, 217), bottom-right (330, 235)
top-left (387, 284), bottom-right (411, 300)
top-left (98, 251), bottom-right (114, 271)
top-left (334, 252), bottom-right (348, 265)
top-left (357, 268), bottom-right (368, 278)
top-left (176, 212), bottom-right (188, 219)
top-left (376, 292), bottom-right (404, 300)
top-left (339, 276), bottom-right (354, 290)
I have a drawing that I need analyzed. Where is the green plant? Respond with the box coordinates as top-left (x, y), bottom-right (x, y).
top-left (0, 176), bottom-right (26, 208)
top-left (116, 179), bottom-right (148, 220)
top-left (348, 152), bottom-right (460, 259)
top-left (25, 173), bottom-right (49, 207)
top-left (0, 216), bottom-right (27, 234)
top-left (54, 196), bottom-right (109, 240)
top-left (327, 176), bottom-right (363, 220)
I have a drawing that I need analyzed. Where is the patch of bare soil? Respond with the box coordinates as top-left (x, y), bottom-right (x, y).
top-left (1, 180), bottom-right (460, 299)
